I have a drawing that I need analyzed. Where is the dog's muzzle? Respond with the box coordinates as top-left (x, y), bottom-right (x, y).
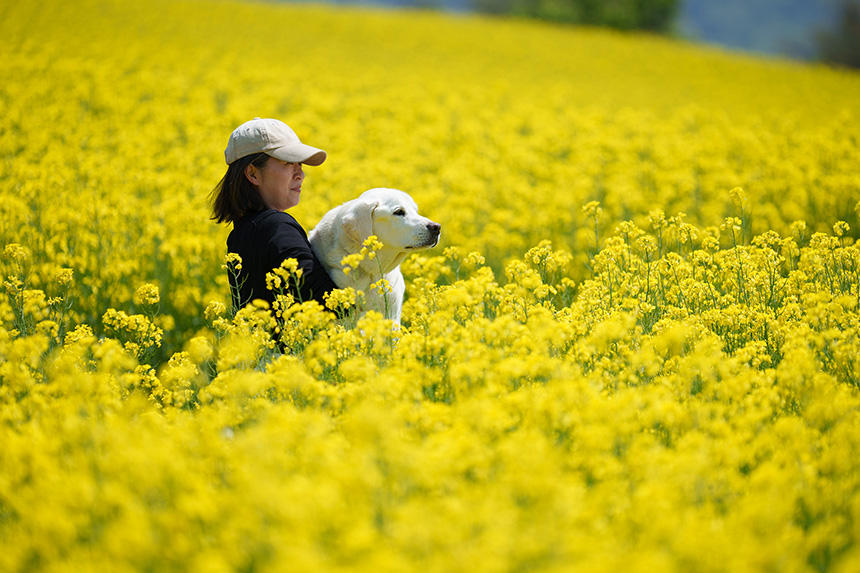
top-left (408, 221), bottom-right (442, 249)
top-left (428, 221), bottom-right (441, 247)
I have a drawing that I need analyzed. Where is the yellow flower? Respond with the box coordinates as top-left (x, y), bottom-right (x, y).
top-left (729, 186), bottom-right (747, 209)
top-left (362, 235), bottom-right (384, 252)
top-left (582, 201), bottom-right (603, 219)
top-left (324, 287), bottom-right (359, 311)
top-left (54, 267), bottom-right (74, 286)
top-left (204, 300), bottom-right (226, 322)
top-left (833, 221), bottom-right (850, 237)
top-left (222, 252), bottom-right (242, 271)
top-left (3, 243), bottom-right (30, 265)
top-left (134, 283), bottom-right (160, 306)
top-left (370, 278), bottom-right (392, 295)
top-left (720, 216), bottom-right (742, 232)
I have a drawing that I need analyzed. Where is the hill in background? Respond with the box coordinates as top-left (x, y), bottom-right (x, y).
top-left (317, 0), bottom-right (843, 61)
top-left (677, 0), bottom-right (838, 60)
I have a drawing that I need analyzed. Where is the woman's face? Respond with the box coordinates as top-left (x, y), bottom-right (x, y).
top-left (245, 157), bottom-right (305, 211)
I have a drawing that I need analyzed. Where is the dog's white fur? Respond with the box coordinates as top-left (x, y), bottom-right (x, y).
top-left (309, 188), bottom-right (441, 324)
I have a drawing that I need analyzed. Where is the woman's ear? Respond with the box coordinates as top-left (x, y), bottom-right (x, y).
top-left (244, 163), bottom-right (260, 186)
top-left (341, 199), bottom-right (378, 250)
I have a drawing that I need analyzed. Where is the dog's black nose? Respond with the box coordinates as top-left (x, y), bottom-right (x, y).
top-left (427, 221), bottom-right (441, 235)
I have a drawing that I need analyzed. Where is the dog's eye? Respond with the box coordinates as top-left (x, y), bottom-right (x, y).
top-left (393, 208), bottom-right (406, 217)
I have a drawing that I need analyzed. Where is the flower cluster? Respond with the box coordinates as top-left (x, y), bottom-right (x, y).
top-left (341, 235), bottom-right (383, 276)
top-left (133, 282), bottom-right (160, 307)
top-left (265, 257), bottom-right (302, 294)
top-left (101, 307), bottom-right (163, 361)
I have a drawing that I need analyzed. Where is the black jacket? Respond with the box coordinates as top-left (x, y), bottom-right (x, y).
top-left (226, 209), bottom-right (337, 310)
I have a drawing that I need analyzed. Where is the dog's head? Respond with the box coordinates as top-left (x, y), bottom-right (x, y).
top-left (342, 187), bottom-right (441, 252)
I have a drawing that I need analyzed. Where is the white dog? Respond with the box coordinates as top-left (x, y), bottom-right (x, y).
top-left (309, 188), bottom-right (441, 324)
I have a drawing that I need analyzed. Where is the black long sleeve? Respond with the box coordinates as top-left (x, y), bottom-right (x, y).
top-left (226, 209), bottom-right (337, 310)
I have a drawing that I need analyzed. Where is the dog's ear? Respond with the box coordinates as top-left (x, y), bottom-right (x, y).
top-left (341, 199), bottom-right (377, 250)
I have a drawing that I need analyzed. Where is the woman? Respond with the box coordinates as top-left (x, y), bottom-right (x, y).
top-left (210, 118), bottom-right (337, 311)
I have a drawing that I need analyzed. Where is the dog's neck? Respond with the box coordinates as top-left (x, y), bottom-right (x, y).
top-left (354, 248), bottom-right (409, 282)
top-left (375, 249), bottom-right (409, 275)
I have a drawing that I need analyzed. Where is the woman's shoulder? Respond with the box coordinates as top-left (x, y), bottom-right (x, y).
top-left (251, 210), bottom-right (309, 246)
top-left (246, 209), bottom-right (302, 230)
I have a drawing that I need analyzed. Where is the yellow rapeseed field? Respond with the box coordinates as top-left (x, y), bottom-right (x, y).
top-left (2, 0), bottom-right (860, 570)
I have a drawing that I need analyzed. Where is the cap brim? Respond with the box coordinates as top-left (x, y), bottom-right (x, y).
top-left (268, 144), bottom-right (326, 166)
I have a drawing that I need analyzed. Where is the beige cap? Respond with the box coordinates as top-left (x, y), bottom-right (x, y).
top-left (224, 118), bottom-right (326, 166)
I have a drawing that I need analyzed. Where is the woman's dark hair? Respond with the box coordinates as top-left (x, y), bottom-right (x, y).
top-left (210, 152), bottom-right (271, 223)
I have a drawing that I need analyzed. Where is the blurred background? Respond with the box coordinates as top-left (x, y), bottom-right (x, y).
top-left (288, 0), bottom-right (860, 67)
